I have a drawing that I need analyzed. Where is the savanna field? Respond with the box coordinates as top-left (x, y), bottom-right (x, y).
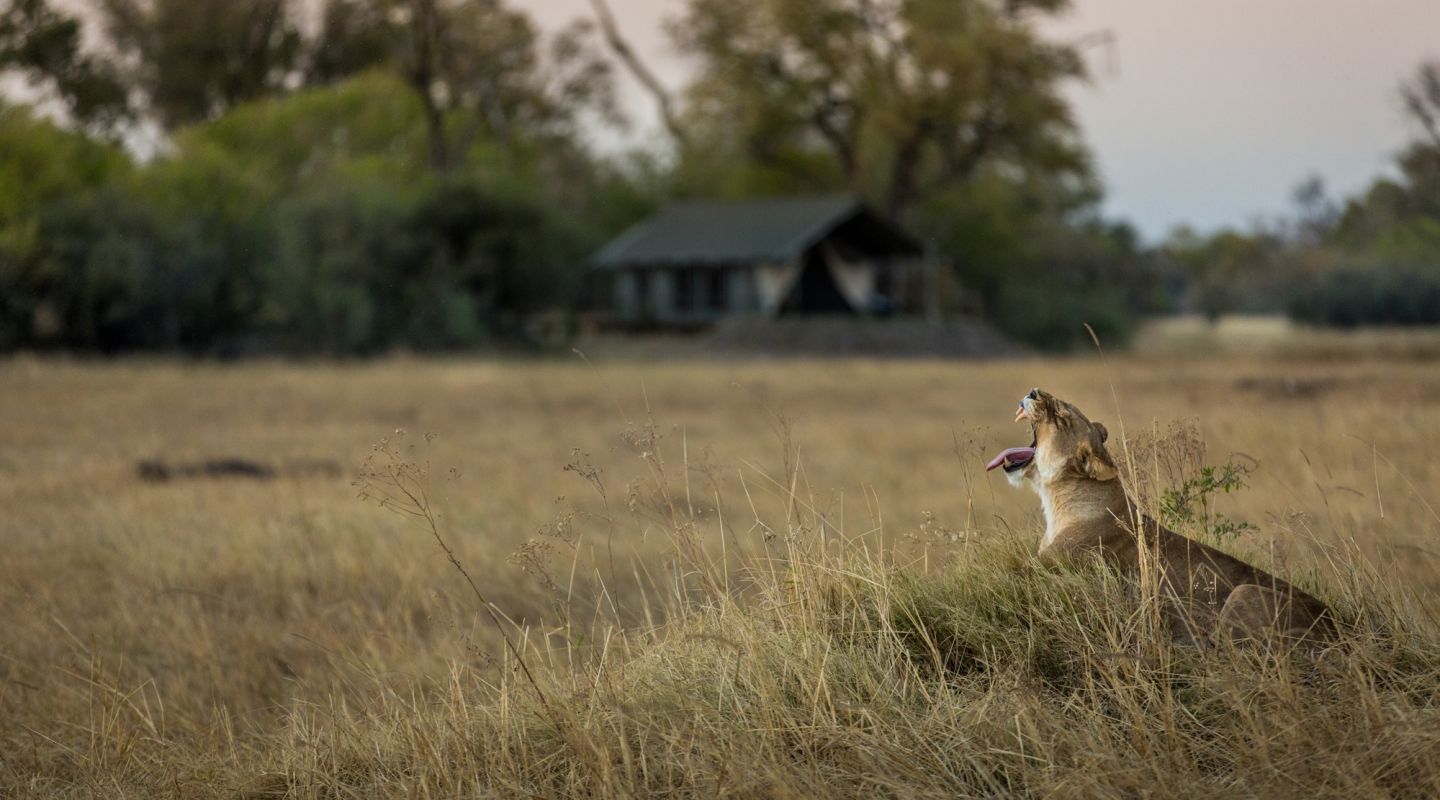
top-left (6, 323), bottom-right (1440, 798)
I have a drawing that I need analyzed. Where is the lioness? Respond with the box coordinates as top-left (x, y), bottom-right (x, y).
top-left (987, 388), bottom-right (1334, 644)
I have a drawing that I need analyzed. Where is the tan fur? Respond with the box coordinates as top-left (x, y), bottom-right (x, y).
top-left (1007, 389), bottom-right (1335, 645)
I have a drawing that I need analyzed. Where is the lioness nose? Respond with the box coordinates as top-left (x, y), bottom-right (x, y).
top-left (1026, 388), bottom-right (1039, 400)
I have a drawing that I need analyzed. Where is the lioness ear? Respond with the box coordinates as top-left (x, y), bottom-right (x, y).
top-left (1095, 422), bottom-right (1109, 443)
top-left (1074, 441), bottom-right (1118, 482)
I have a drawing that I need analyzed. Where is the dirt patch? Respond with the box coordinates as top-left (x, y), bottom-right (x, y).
top-left (137, 457), bottom-right (341, 483)
top-left (1232, 375), bottom-right (1340, 399)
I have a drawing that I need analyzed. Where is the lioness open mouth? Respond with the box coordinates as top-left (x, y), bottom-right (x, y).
top-left (986, 402), bottom-right (1036, 473)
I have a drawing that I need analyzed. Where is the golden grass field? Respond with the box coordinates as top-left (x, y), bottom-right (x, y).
top-left (5, 332), bottom-right (1440, 797)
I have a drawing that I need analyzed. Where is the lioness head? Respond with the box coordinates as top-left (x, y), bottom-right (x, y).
top-left (986, 388), bottom-right (1116, 487)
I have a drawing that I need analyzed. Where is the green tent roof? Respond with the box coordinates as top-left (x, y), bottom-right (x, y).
top-left (592, 194), bottom-right (920, 268)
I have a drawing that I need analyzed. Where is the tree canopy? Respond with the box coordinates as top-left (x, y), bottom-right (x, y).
top-left (668, 0), bottom-right (1094, 219)
top-left (307, 0), bottom-right (618, 172)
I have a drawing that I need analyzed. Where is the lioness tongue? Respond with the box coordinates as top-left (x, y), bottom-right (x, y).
top-left (985, 446), bottom-right (1036, 472)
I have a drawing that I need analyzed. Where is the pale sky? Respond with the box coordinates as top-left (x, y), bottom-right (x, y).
top-left (522, 0), bottom-right (1440, 242)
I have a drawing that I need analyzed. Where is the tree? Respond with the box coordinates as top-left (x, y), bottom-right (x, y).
top-left (96, 0), bottom-right (304, 128)
top-left (180, 71), bottom-right (430, 192)
top-left (1329, 61), bottom-right (1440, 257)
top-left (309, 0), bottom-right (617, 173)
top-left (625, 0), bottom-right (1130, 348)
top-left (1164, 227), bottom-right (1284, 322)
top-left (667, 0), bottom-right (1093, 218)
top-left (1401, 61), bottom-right (1440, 152)
top-left (1289, 175), bottom-right (1338, 246)
top-left (1393, 61), bottom-right (1440, 221)
top-left (0, 0), bottom-right (129, 133)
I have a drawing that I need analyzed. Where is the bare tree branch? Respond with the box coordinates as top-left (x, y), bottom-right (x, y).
top-left (406, 0), bottom-right (450, 171)
top-left (1071, 28), bottom-right (1119, 78)
top-left (587, 0), bottom-right (689, 147)
top-left (811, 92), bottom-right (859, 181)
top-left (1402, 63), bottom-right (1440, 151)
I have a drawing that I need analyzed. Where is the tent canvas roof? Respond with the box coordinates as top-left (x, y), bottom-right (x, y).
top-left (592, 194), bottom-right (920, 268)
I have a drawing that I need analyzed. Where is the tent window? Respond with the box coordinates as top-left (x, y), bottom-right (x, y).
top-left (674, 269), bottom-right (695, 311)
top-left (634, 270), bottom-right (651, 314)
top-left (708, 270), bottom-right (728, 311)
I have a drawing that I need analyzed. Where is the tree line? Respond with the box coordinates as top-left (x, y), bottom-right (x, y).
top-left (2, 0), bottom-right (644, 354)
top-left (0, 0), bottom-right (1433, 356)
top-left (1166, 63), bottom-right (1440, 329)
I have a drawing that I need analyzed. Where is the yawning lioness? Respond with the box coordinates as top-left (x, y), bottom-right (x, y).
top-left (988, 388), bottom-right (1334, 644)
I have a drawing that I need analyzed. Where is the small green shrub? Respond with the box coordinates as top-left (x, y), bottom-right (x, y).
top-left (1159, 457), bottom-right (1260, 543)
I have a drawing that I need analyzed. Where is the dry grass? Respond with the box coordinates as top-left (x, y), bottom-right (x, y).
top-left (1134, 315), bottom-right (1440, 360)
top-left (3, 347), bottom-right (1440, 797)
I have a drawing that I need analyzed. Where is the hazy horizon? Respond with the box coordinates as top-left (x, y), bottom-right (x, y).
top-left (525, 0), bottom-right (1440, 243)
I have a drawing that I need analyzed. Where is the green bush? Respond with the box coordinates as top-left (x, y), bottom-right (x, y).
top-left (265, 176), bottom-right (588, 355)
top-left (994, 279), bottom-right (1136, 351)
top-left (13, 168), bottom-right (592, 355)
top-left (1288, 267), bottom-right (1440, 328)
top-left (0, 106), bottom-right (132, 349)
top-left (24, 144), bottom-right (277, 354)
top-left (0, 73), bottom-right (607, 356)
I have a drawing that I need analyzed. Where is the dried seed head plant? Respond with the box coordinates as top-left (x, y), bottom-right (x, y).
top-left (354, 429), bottom-right (554, 714)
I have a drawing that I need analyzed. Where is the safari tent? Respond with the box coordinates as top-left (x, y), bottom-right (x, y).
top-left (590, 195), bottom-right (925, 327)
